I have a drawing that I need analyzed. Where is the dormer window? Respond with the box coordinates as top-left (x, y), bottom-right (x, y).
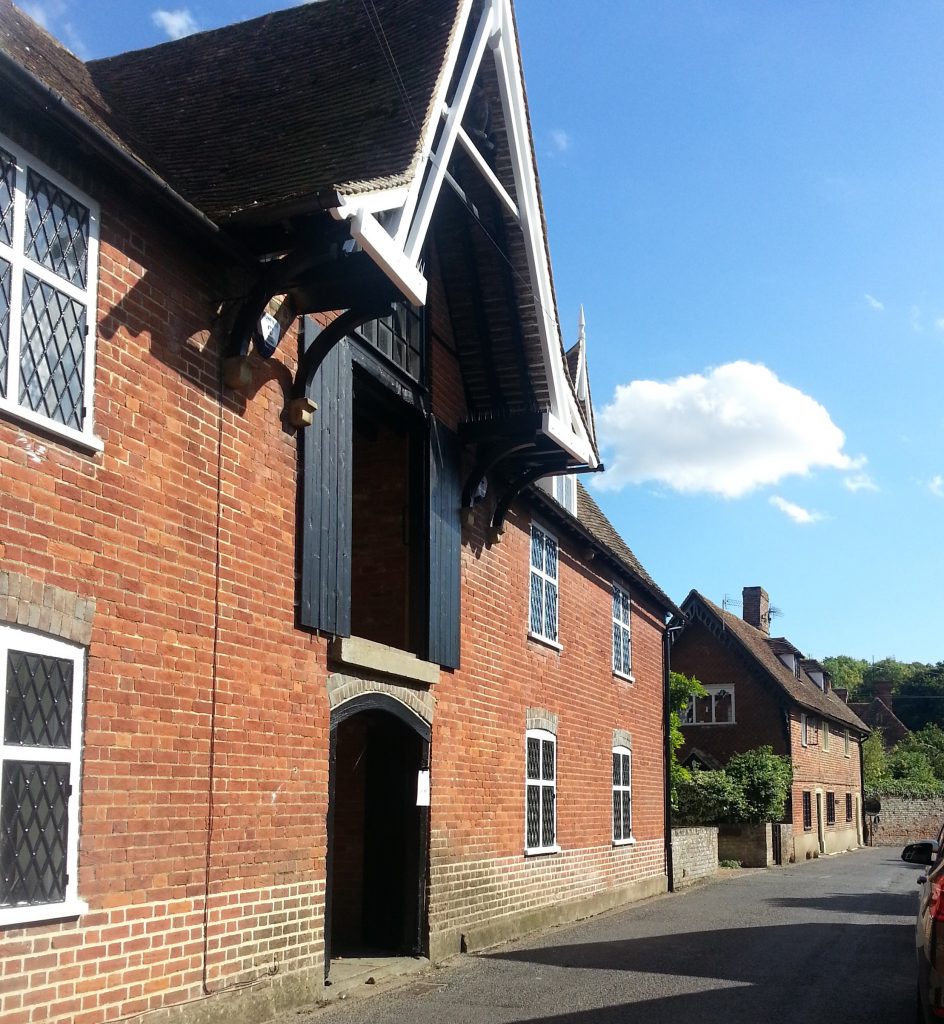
top-left (552, 473), bottom-right (576, 515)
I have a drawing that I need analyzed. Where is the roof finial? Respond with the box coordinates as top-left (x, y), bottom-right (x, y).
top-left (577, 304), bottom-right (586, 344)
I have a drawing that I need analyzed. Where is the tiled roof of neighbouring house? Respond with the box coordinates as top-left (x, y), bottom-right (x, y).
top-left (848, 697), bottom-right (910, 746)
top-left (84, 0), bottom-right (462, 221)
top-left (682, 590), bottom-right (869, 733)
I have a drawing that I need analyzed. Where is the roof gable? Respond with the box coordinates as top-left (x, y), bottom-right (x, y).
top-left (680, 590), bottom-right (868, 733)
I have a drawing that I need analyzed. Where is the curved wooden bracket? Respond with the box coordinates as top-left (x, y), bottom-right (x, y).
top-left (461, 440), bottom-right (537, 509)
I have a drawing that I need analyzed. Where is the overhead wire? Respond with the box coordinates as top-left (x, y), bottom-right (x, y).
top-left (360, 0), bottom-right (418, 129)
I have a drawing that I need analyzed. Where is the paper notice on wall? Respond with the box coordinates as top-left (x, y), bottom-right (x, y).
top-left (416, 769), bottom-right (430, 807)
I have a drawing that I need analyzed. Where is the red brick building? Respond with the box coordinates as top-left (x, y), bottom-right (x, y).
top-left (672, 588), bottom-right (868, 860)
top-left (0, 2), bottom-right (676, 1022)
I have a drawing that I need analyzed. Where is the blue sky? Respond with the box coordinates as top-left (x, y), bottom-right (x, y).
top-left (24, 1), bottom-right (944, 663)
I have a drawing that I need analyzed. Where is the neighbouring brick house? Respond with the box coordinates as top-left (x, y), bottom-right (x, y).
top-left (672, 587), bottom-right (868, 860)
top-left (0, 2), bottom-right (677, 1023)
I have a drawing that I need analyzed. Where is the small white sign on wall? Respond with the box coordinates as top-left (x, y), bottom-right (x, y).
top-left (416, 769), bottom-right (430, 807)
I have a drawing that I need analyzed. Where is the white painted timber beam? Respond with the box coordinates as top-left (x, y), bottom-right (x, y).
top-left (346, 208), bottom-right (428, 307)
top-left (403, 2), bottom-right (495, 262)
top-left (454, 122), bottom-right (519, 220)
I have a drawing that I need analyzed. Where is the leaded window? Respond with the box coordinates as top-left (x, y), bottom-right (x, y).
top-left (0, 623), bottom-right (86, 926)
top-left (612, 586), bottom-right (631, 678)
top-left (684, 685), bottom-right (735, 725)
top-left (358, 301), bottom-right (424, 381)
top-left (845, 793), bottom-right (853, 822)
top-left (826, 791), bottom-right (836, 826)
top-left (0, 133), bottom-right (99, 446)
top-left (529, 524), bottom-right (559, 644)
top-left (525, 729), bottom-right (556, 853)
top-left (802, 791), bottom-right (812, 831)
top-left (612, 745), bottom-right (632, 843)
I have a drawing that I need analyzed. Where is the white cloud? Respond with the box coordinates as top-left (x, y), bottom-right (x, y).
top-left (864, 293), bottom-right (884, 312)
top-left (151, 8), bottom-right (199, 40)
top-left (934, 318), bottom-right (944, 332)
top-left (550, 129), bottom-right (570, 153)
top-left (930, 475), bottom-right (944, 498)
top-left (597, 360), bottom-right (858, 498)
top-left (769, 496), bottom-right (822, 524)
top-left (844, 470), bottom-right (877, 492)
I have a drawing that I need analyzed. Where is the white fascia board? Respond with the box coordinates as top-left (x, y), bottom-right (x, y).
top-left (542, 412), bottom-right (597, 468)
top-left (392, 0), bottom-right (475, 245)
top-left (489, 0), bottom-right (571, 423)
top-left (333, 207), bottom-right (428, 307)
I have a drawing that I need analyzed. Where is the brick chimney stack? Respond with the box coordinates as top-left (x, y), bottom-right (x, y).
top-left (742, 586), bottom-right (769, 635)
top-left (873, 679), bottom-right (894, 705)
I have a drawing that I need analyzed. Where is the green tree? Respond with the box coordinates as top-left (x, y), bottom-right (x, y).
top-left (894, 663), bottom-right (944, 732)
top-left (675, 770), bottom-right (747, 825)
top-left (725, 746), bottom-right (793, 823)
top-left (668, 671), bottom-right (705, 809)
top-left (861, 730), bottom-right (888, 795)
top-left (822, 655), bottom-right (868, 698)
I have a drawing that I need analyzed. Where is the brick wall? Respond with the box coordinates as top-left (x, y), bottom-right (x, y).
top-left (864, 797), bottom-right (944, 847)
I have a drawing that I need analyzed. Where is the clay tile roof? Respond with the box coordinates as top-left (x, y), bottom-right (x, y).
top-left (0, 0), bottom-right (153, 170)
top-left (575, 482), bottom-right (677, 614)
top-left (848, 697), bottom-right (910, 746)
top-left (84, 0), bottom-right (463, 221)
top-left (684, 591), bottom-right (869, 733)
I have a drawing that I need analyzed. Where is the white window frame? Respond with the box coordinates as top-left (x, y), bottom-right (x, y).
top-left (844, 728), bottom-right (850, 757)
top-left (552, 473), bottom-right (576, 515)
top-left (0, 622), bottom-right (87, 926)
top-left (612, 744), bottom-right (634, 845)
top-left (524, 728), bottom-right (559, 855)
top-left (0, 132), bottom-right (101, 452)
top-left (684, 685), bottom-right (735, 725)
top-left (612, 585), bottom-right (633, 681)
top-left (823, 721), bottom-right (831, 752)
top-left (528, 523), bottom-right (560, 648)
top-left (801, 712), bottom-right (808, 746)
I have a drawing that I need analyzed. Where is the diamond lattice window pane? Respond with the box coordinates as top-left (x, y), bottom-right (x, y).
top-left (544, 580), bottom-right (557, 640)
top-left (1, 760), bottom-right (70, 907)
top-left (612, 752), bottom-right (620, 786)
top-left (544, 537), bottom-right (558, 579)
top-left (529, 572), bottom-right (543, 634)
top-left (19, 272), bottom-right (86, 429)
top-left (530, 528), bottom-right (544, 571)
top-left (526, 737), bottom-right (540, 780)
top-left (526, 784), bottom-right (540, 847)
top-left (613, 792), bottom-right (622, 840)
top-left (613, 624), bottom-right (622, 673)
top-left (5, 651), bottom-right (73, 748)
top-left (0, 256), bottom-right (9, 398)
top-left (621, 792), bottom-right (631, 837)
top-left (541, 739), bottom-right (555, 781)
top-left (541, 786), bottom-right (555, 847)
top-left (0, 148), bottom-right (14, 248)
top-left (621, 754), bottom-right (631, 787)
top-left (24, 170), bottom-right (89, 287)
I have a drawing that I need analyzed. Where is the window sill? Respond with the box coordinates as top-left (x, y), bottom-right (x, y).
top-left (0, 898), bottom-right (88, 929)
top-left (0, 401), bottom-right (103, 455)
top-left (528, 632), bottom-right (562, 653)
top-left (613, 670), bottom-right (635, 684)
top-left (525, 845), bottom-right (561, 857)
top-left (328, 635), bottom-right (440, 685)
top-left (613, 836), bottom-right (636, 847)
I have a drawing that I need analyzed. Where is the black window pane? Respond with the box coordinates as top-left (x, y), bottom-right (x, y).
top-left (0, 256), bottom-right (9, 399)
top-left (19, 273), bottom-right (86, 429)
top-left (5, 651), bottom-right (73, 747)
top-left (622, 791), bottom-right (632, 837)
top-left (541, 786), bottom-right (555, 847)
top-left (621, 754), bottom-right (631, 787)
top-left (526, 784), bottom-right (540, 848)
top-left (612, 752), bottom-right (620, 786)
top-left (526, 737), bottom-right (540, 780)
top-left (542, 739), bottom-right (554, 781)
top-left (0, 147), bottom-right (13, 247)
top-left (24, 170), bottom-right (89, 287)
top-left (1, 761), bottom-right (70, 906)
top-left (529, 572), bottom-right (542, 634)
top-left (612, 791), bottom-right (621, 840)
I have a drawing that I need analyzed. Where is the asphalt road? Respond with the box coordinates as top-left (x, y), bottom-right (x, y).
top-left (293, 847), bottom-right (919, 1024)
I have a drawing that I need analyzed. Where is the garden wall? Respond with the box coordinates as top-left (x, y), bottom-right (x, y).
top-left (672, 827), bottom-right (717, 888)
top-left (867, 797), bottom-right (944, 847)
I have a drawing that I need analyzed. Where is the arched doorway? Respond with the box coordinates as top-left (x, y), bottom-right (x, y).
top-left (326, 694), bottom-right (430, 977)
